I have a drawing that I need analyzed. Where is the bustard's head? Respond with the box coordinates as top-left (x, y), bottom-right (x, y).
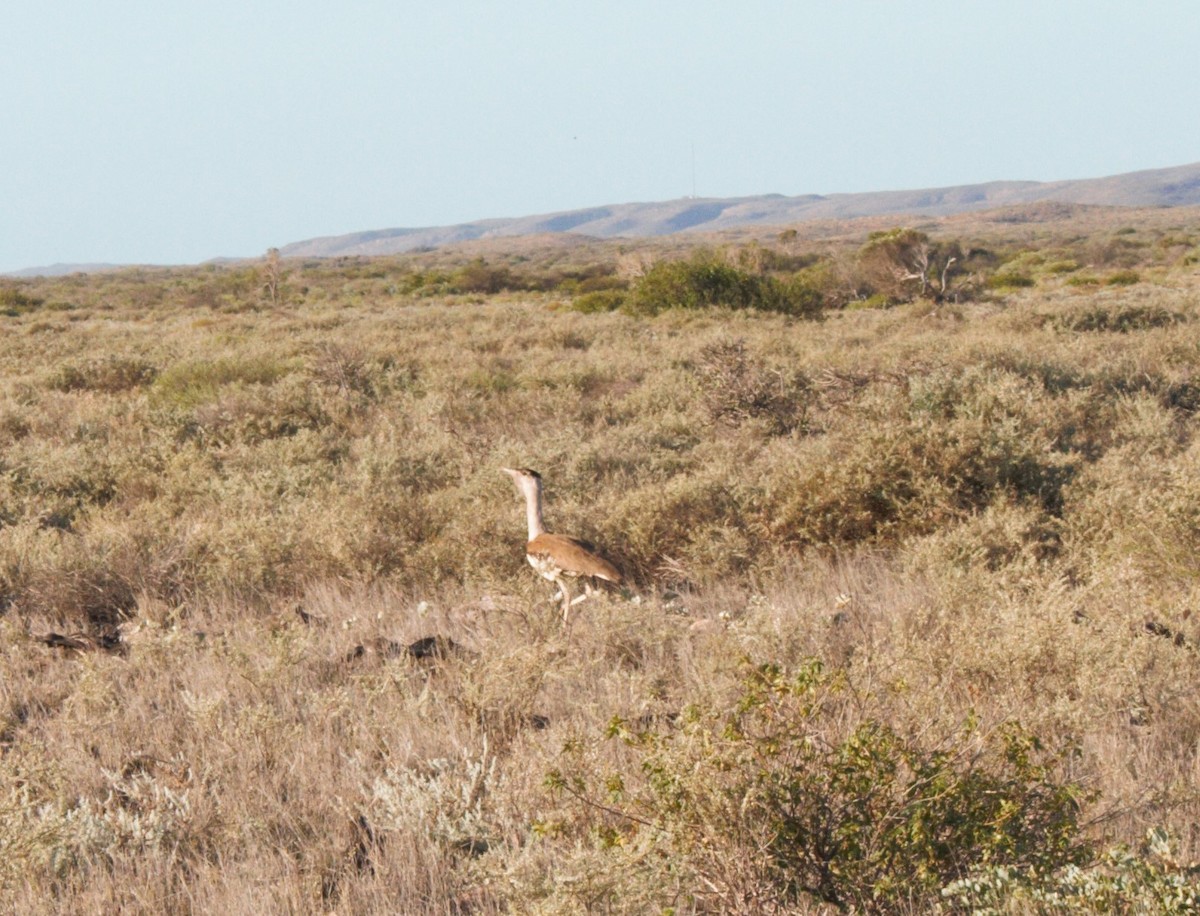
top-left (501, 466), bottom-right (543, 496)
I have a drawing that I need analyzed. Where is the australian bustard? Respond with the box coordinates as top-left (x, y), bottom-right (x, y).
top-left (501, 467), bottom-right (622, 623)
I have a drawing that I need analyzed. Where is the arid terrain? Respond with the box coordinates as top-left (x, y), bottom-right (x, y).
top-left (3, 204), bottom-right (1200, 912)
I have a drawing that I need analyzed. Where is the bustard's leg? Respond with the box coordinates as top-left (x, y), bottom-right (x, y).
top-left (558, 579), bottom-right (573, 624)
top-left (562, 583), bottom-right (597, 627)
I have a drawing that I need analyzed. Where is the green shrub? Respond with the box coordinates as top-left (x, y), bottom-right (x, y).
top-left (768, 376), bottom-right (1077, 547)
top-left (987, 271), bottom-right (1036, 290)
top-left (548, 660), bottom-right (1092, 914)
top-left (625, 252), bottom-right (763, 315)
top-left (1054, 304), bottom-right (1183, 333)
top-left (450, 258), bottom-right (518, 294)
top-left (150, 356), bottom-right (294, 409)
top-left (623, 251), bottom-right (821, 317)
top-left (943, 828), bottom-right (1200, 912)
top-left (571, 289), bottom-right (626, 314)
top-left (778, 270), bottom-right (826, 317)
top-left (1044, 258), bottom-right (1080, 274)
top-left (1106, 269), bottom-right (1141, 286)
top-left (394, 269), bottom-right (449, 295)
top-left (784, 259), bottom-right (845, 308)
top-left (846, 293), bottom-right (894, 310)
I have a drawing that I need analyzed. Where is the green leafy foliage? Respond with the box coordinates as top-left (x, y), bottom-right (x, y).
top-left (987, 271), bottom-right (1036, 290)
top-left (450, 258), bottom-right (517, 294)
top-left (149, 356), bottom-right (296, 409)
top-left (571, 289), bottom-right (626, 313)
top-left (943, 828), bottom-right (1200, 912)
top-left (1053, 303), bottom-right (1184, 333)
top-left (548, 660), bottom-right (1093, 913)
top-left (1106, 269), bottom-right (1141, 286)
top-left (625, 251), bottom-right (822, 317)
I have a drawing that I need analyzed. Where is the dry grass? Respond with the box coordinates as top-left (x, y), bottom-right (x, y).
top-left (2, 209), bottom-right (1200, 911)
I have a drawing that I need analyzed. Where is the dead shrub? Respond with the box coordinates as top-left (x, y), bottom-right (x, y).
top-left (694, 339), bottom-right (810, 434)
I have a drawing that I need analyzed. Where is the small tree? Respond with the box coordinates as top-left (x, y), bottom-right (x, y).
top-left (857, 228), bottom-right (960, 303)
top-left (261, 248), bottom-right (285, 307)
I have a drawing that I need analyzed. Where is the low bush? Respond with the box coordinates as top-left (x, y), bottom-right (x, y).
top-left (47, 357), bottom-right (159, 393)
top-left (1053, 304), bottom-right (1183, 333)
top-left (846, 292), bottom-right (894, 310)
top-left (624, 252), bottom-right (821, 317)
top-left (944, 828), bottom-right (1200, 912)
top-left (570, 289), bottom-right (626, 313)
top-left (1044, 258), bottom-right (1081, 274)
top-left (449, 258), bottom-right (519, 294)
top-left (987, 271), bottom-right (1036, 290)
top-left (1106, 269), bottom-right (1141, 286)
top-left (546, 660), bottom-right (1092, 914)
top-left (693, 338), bottom-right (809, 434)
top-left (0, 287), bottom-right (44, 316)
top-left (150, 356), bottom-right (295, 410)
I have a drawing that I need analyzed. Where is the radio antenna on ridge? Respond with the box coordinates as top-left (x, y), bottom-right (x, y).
top-left (691, 141), bottom-right (697, 199)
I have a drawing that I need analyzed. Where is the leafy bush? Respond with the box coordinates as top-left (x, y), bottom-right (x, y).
top-left (1054, 304), bottom-right (1183, 333)
top-left (1045, 258), bottom-right (1081, 274)
top-left (846, 293), bottom-right (894, 310)
top-left (766, 371), bottom-right (1077, 548)
top-left (150, 356), bottom-right (295, 409)
top-left (778, 269), bottom-right (827, 316)
top-left (1106, 269), bottom-right (1141, 286)
top-left (624, 251), bottom-right (820, 317)
top-left (987, 271), bottom-right (1036, 290)
top-left (624, 253), bottom-right (762, 315)
top-left (449, 258), bottom-right (518, 294)
top-left (943, 828), bottom-right (1200, 912)
top-left (571, 289), bottom-right (626, 314)
top-left (547, 660), bottom-right (1092, 914)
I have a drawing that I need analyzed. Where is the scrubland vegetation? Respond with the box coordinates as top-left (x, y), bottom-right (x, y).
top-left (3, 204), bottom-right (1200, 912)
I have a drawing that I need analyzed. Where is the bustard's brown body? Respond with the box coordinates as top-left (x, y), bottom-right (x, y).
top-left (502, 467), bottom-right (622, 621)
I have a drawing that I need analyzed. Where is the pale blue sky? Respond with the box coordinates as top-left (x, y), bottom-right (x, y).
top-left (2, 1), bottom-right (1198, 272)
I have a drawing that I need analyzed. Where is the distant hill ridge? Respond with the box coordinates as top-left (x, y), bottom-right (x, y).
top-left (278, 161), bottom-right (1200, 259)
top-left (10, 161), bottom-right (1200, 276)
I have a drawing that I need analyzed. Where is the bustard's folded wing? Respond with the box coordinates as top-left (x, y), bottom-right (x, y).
top-left (526, 533), bottom-right (622, 583)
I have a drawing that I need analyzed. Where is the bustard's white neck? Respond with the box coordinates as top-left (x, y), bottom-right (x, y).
top-left (502, 467), bottom-right (547, 541)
